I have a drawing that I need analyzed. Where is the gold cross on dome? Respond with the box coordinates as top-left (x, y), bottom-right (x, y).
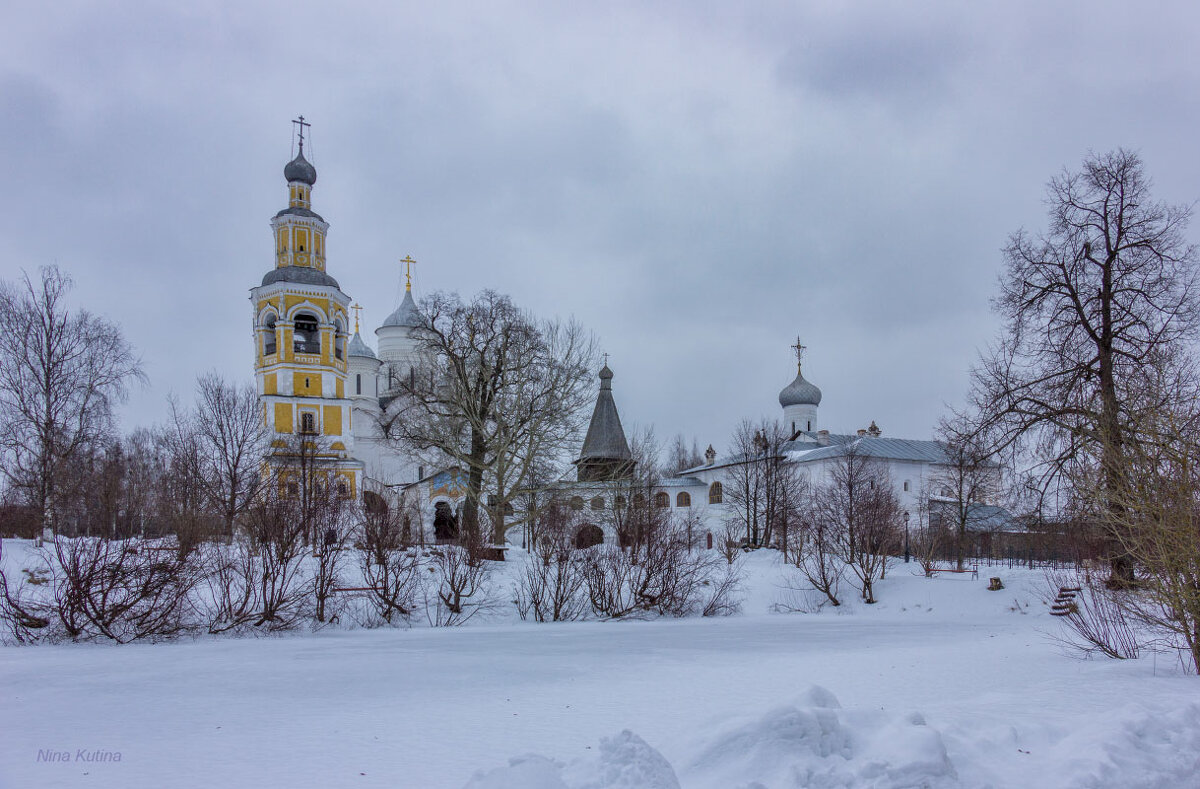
top-left (352, 303), bottom-right (362, 334)
top-left (603, 352), bottom-right (610, 367)
top-left (400, 255), bottom-right (416, 292)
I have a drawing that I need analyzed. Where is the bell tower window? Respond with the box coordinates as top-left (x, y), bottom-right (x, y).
top-left (263, 314), bottom-right (277, 356)
top-left (293, 312), bottom-right (320, 354)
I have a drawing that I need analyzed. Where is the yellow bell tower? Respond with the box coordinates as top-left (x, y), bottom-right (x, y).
top-left (250, 117), bottom-right (363, 498)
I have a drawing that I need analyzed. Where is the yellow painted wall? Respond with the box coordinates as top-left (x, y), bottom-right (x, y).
top-left (293, 372), bottom-right (322, 396)
top-left (335, 378), bottom-right (344, 398)
top-left (263, 373), bottom-right (277, 394)
top-left (274, 403), bottom-right (292, 433)
top-left (323, 405), bottom-right (343, 436)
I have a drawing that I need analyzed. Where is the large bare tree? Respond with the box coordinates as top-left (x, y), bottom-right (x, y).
top-left (388, 290), bottom-right (596, 549)
top-left (723, 419), bottom-right (806, 551)
top-left (169, 373), bottom-right (268, 538)
top-left (0, 266), bottom-right (143, 534)
top-left (966, 149), bottom-right (1199, 583)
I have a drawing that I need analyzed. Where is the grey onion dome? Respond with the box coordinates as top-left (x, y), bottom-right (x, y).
top-left (347, 331), bottom-right (377, 360)
top-left (284, 150), bottom-right (317, 185)
top-left (381, 288), bottom-right (422, 328)
top-left (779, 366), bottom-right (822, 407)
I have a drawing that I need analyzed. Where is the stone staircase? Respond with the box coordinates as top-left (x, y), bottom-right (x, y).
top-left (1050, 586), bottom-right (1082, 616)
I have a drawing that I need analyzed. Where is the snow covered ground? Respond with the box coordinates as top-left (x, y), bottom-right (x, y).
top-left (1, 545), bottom-right (1197, 788)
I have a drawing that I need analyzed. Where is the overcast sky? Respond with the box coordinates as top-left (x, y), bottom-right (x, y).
top-left (2, 1), bottom-right (1199, 455)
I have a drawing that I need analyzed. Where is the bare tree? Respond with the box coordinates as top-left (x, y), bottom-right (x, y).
top-left (794, 494), bottom-right (845, 607)
top-left (814, 446), bottom-right (901, 604)
top-left (666, 434), bottom-right (704, 474)
top-left (357, 495), bottom-right (422, 625)
top-left (966, 150), bottom-right (1200, 584)
top-left (0, 266), bottom-right (143, 535)
top-left (388, 291), bottom-right (596, 549)
top-left (724, 419), bottom-right (806, 550)
top-left (1102, 407), bottom-right (1200, 672)
top-left (930, 418), bottom-right (1003, 569)
top-left (171, 373), bottom-right (268, 539)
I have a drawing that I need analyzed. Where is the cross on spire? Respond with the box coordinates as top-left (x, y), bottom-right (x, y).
top-left (400, 255), bottom-right (416, 292)
top-left (293, 115), bottom-right (311, 154)
top-left (602, 352), bottom-right (610, 367)
top-left (352, 303), bottom-right (362, 334)
top-left (792, 336), bottom-right (806, 371)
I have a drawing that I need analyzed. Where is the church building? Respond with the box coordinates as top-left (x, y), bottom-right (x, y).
top-left (250, 123), bottom-right (979, 547)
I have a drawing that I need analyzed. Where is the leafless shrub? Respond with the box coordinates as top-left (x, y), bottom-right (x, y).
top-left (425, 544), bottom-right (494, 627)
top-left (200, 481), bottom-right (311, 634)
top-left (22, 536), bottom-right (198, 643)
top-left (514, 504), bottom-right (588, 622)
top-left (793, 509), bottom-right (844, 607)
top-left (582, 521), bottom-right (741, 619)
top-left (356, 501), bottom-right (423, 626)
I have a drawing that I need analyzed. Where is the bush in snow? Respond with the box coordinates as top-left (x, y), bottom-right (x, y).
top-left (0, 536), bottom-right (198, 643)
top-left (581, 523), bottom-right (741, 619)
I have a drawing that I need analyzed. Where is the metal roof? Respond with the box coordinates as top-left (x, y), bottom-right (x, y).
top-left (260, 265), bottom-right (341, 289)
top-left (284, 150), bottom-right (317, 185)
top-left (577, 365), bottom-right (632, 462)
top-left (380, 289), bottom-right (422, 328)
top-left (784, 434), bottom-right (951, 464)
top-left (347, 331), bottom-right (377, 359)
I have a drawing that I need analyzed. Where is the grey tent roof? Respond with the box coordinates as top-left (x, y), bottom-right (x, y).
top-left (347, 331), bottom-right (377, 359)
top-left (578, 365), bottom-right (632, 462)
top-left (260, 265), bottom-right (340, 289)
top-left (381, 289), bottom-right (422, 328)
top-left (779, 365), bottom-right (822, 407)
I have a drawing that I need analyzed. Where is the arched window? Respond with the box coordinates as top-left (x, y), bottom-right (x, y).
top-left (676, 492), bottom-right (691, 508)
top-left (336, 479), bottom-right (349, 498)
top-left (569, 496), bottom-right (584, 511)
top-left (940, 487), bottom-right (953, 498)
top-left (633, 493), bottom-right (646, 509)
top-left (356, 374), bottom-right (362, 395)
top-left (903, 480), bottom-right (910, 492)
top-left (293, 312), bottom-right (320, 354)
top-left (300, 412), bottom-right (316, 434)
top-left (334, 320), bottom-right (346, 360)
top-left (654, 491), bottom-right (670, 508)
top-left (614, 495), bottom-right (626, 510)
top-left (590, 496), bottom-right (604, 511)
top-left (263, 314), bottom-right (277, 356)
top-left (708, 481), bottom-right (723, 504)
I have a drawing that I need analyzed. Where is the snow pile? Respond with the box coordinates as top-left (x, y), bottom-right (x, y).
top-left (467, 687), bottom-right (957, 789)
top-left (1060, 702), bottom-right (1200, 789)
top-left (684, 685), bottom-right (956, 789)
top-left (465, 730), bottom-right (680, 789)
